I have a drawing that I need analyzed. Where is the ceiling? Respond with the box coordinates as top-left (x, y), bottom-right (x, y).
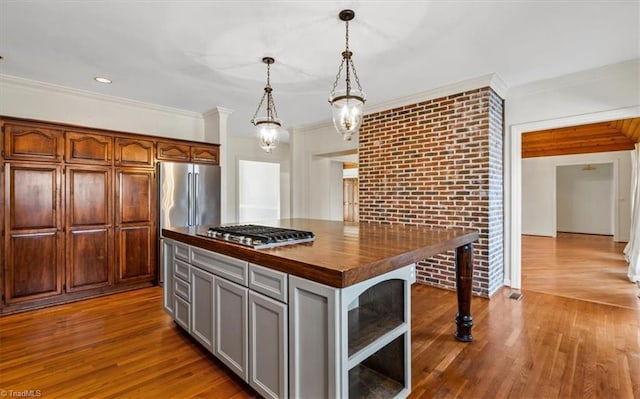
top-left (522, 118), bottom-right (639, 158)
top-left (0, 1), bottom-right (638, 138)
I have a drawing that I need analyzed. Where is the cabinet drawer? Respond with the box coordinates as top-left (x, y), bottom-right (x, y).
top-left (174, 277), bottom-right (190, 301)
top-left (249, 263), bottom-right (288, 303)
top-left (174, 258), bottom-right (191, 282)
top-left (190, 247), bottom-right (248, 286)
top-left (175, 242), bottom-right (190, 262)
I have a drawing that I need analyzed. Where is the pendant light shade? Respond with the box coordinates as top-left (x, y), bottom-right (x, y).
top-left (251, 57), bottom-right (281, 153)
top-left (329, 9), bottom-right (366, 141)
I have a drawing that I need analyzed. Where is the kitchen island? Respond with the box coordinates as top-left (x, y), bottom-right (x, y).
top-left (162, 219), bottom-right (478, 399)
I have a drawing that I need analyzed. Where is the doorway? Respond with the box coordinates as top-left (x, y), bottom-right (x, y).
top-left (556, 163), bottom-right (614, 236)
top-left (238, 160), bottom-right (280, 223)
top-left (508, 108), bottom-right (639, 289)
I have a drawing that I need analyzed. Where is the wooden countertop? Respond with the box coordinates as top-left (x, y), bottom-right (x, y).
top-left (162, 219), bottom-right (478, 288)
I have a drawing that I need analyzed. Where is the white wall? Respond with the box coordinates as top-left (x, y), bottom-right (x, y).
top-left (225, 135), bottom-right (290, 223)
top-left (290, 122), bottom-right (358, 220)
top-left (522, 152), bottom-right (630, 240)
top-left (506, 58), bottom-right (640, 288)
top-left (556, 164), bottom-right (613, 235)
top-left (0, 75), bottom-right (204, 140)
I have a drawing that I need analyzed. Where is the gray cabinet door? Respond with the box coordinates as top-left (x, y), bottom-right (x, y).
top-left (215, 277), bottom-right (248, 380)
top-left (162, 239), bottom-right (174, 317)
top-left (289, 276), bottom-right (340, 398)
top-left (249, 291), bottom-right (288, 399)
top-left (191, 267), bottom-right (215, 352)
top-left (174, 295), bottom-right (190, 331)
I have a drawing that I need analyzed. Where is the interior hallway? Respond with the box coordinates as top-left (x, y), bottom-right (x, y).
top-left (522, 233), bottom-right (639, 310)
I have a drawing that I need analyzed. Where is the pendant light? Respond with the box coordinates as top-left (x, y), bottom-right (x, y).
top-left (251, 57), bottom-right (281, 153)
top-left (329, 9), bottom-right (366, 141)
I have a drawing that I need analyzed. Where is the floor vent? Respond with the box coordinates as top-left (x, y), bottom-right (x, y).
top-left (508, 292), bottom-right (523, 301)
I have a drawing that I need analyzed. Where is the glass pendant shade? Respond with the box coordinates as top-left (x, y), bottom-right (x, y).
top-left (330, 88), bottom-right (365, 141)
top-left (251, 57), bottom-right (282, 153)
top-left (255, 117), bottom-right (281, 153)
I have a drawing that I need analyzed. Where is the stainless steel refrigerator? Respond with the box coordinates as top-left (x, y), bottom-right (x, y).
top-left (157, 161), bottom-right (221, 282)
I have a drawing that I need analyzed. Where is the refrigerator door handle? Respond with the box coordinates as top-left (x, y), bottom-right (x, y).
top-left (187, 172), bottom-right (193, 226)
top-left (194, 172), bottom-right (200, 225)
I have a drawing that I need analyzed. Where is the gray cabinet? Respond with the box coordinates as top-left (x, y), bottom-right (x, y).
top-left (162, 239), bottom-right (175, 317)
top-left (215, 277), bottom-right (248, 380)
top-left (289, 276), bottom-right (340, 399)
top-left (249, 291), bottom-right (288, 399)
top-left (163, 241), bottom-right (414, 398)
top-left (191, 266), bottom-right (215, 352)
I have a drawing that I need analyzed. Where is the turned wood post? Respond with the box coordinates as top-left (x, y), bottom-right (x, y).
top-left (455, 243), bottom-right (474, 342)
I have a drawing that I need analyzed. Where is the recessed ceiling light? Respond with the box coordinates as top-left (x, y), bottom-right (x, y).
top-left (94, 76), bottom-right (112, 84)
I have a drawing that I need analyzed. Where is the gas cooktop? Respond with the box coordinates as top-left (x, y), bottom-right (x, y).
top-left (197, 224), bottom-right (315, 249)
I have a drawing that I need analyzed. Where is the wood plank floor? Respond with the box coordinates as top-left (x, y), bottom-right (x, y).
top-left (1, 284), bottom-right (638, 398)
top-left (522, 233), bottom-right (639, 310)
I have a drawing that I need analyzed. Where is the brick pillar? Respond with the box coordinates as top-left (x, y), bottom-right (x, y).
top-left (358, 87), bottom-right (504, 297)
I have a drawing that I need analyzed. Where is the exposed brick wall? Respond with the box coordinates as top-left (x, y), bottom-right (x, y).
top-left (358, 87), bottom-right (504, 297)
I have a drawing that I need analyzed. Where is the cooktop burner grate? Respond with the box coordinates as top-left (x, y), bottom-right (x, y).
top-left (197, 224), bottom-right (315, 249)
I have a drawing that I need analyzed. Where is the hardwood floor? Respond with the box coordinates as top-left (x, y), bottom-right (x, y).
top-left (1, 284), bottom-right (638, 398)
top-left (522, 233), bottom-right (639, 310)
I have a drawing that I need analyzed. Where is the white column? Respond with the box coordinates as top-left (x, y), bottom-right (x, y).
top-left (203, 107), bottom-right (234, 223)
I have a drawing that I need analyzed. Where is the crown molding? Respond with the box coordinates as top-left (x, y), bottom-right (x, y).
top-left (294, 73), bottom-right (509, 133)
top-left (0, 74), bottom-right (203, 119)
top-left (364, 73), bottom-right (508, 115)
top-left (203, 106), bottom-right (234, 117)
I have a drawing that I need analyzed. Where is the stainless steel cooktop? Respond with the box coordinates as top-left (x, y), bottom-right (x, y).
top-left (197, 224), bottom-right (315, 249)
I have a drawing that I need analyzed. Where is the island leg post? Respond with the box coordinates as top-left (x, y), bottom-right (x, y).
top-left (454, 243), bottom-right (474, 342)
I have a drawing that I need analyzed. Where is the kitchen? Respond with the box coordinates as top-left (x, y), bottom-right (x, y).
top-left (1, 1), bottom-right (639, 398)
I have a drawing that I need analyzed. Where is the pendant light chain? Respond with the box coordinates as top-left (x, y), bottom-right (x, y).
top-left (266, 61), bottom-right (279, 120)
top-left (329, 11), bottom-right (364, 100)
top-left (251, 58), bottom-right (279, 123)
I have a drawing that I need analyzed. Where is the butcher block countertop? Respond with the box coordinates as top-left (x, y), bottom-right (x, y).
top-left (162, 218), bottom-right (478, 288)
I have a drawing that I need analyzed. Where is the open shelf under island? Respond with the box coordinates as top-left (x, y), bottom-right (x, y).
top-left (162, 219), bottom-right (478, 399)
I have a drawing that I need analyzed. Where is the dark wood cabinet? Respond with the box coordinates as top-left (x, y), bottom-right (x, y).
top-left (157, 141), bottom-right (219, 165)
top-left (65, 166), bottom-right (113, 292)
top-left (4, 163), bottom-right (64, 304)
top-left (191, 145), bottom-right (219, 164)
top-left (65, 131), bottom-right (113, 165)
top-left (156, 141), bottom-right (190, 162)
top-left (3, 122), bottom-right (63, 162)
top-left (115, 137), bottom-right (154, 168)
top-left (115, 168), bottom-right (155, 283)
top-left (0, 116), bottom-right (220, 314)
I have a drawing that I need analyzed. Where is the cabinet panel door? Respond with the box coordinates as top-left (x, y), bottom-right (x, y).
top-left (65, 131), bottom-right (113, 165)
top-left (116, 225), bottom-right (155, 282)
top-left (190, 145), bottom-right (219, 165)
top-left (115, 137), bottom-right (154, 168)
top-left (191, 267), bottom-right (215, 352)
top-left (174, 295), bottom-right (191, 331)
top-left (249, 291), bottom-right (288, 399)
top-left (289, 276), bottom-right (340, 399)
top-left (4, 163), bottom-right (63, 303)
top-left (7, 163), bottom-right (61, 230)
top-left (65, 166), bottom-right (113, 292)
top-left (66, 228), bottom-right (112, 291)
top-left (156, 141), bottom-right (190, 162)
top-left (5, 231), bottom-right (63, 303)
top-left (3, 122), bottom-right (63, 162)
top-left (215, 277), bottom-right (248, 380)
top-left (116, 168), bottom-right (155, 224)
top-left (67, 166), bottom-right (111, 226)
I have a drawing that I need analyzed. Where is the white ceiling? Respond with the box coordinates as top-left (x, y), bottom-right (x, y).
top-left (1, 1), bottom-right (638, 137)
